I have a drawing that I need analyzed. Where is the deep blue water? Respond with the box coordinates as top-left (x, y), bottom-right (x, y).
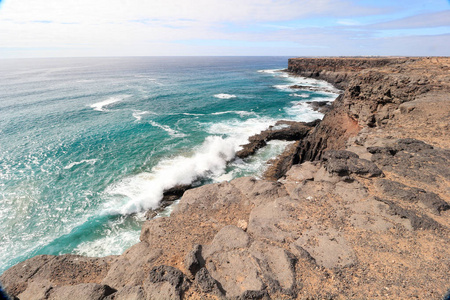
top-left (0, 57), bottom-right (338, 274)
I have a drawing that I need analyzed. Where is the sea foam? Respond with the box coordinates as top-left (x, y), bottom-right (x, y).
top-left (214, 93), bottom-right (237, 99)
top-left (90, 95), bottom-right (131, 112)
top-left (148, 121), bottom-right (187, 138)
top-left (285, 102), bottom-right (324, 122)
top-left (132, 110), bottom-right (156, 121)
top-left (64, 159), bottom-right (98, 170)
top-left (211, 111), bottom-right (258, 117)
top-left (103, 135), bottom-right (238, 215)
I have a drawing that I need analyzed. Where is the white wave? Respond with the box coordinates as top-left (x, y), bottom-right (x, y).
top-left (182, 113), bottom-right (205, 116)
top-left (257, 69), bottom-right (290, 79)
top-left (102, 135), bottom-right (240, 215)
top-left (273, 84), bottom-right (293, 91)
top-left (211, 111), bottom-right (258, 117)
top-left (284, 102), bottom-right (324, 122)
top-left (64, 159), bottom-right (98, 170)
top-left (132, 110), bottom-right (156, 121)
top-left (260, 69), bottom-right (340, 96)
top-left (207, 116), bottom-right (275, 138)
top-left (258, 68), bottom-right (338, 94)
top-left (257, 69), bottom-right (284, 74)
top-left (314, 91), bottom-right (341, 100)
top-left (215, 140), bottom-right (295, 182)
top-left (148, 121), bottom-right (187, 138)
top-left (73, 217), bottom-right (142, 257)
top-left (290, 93), bottom-right (309, 98)
top-left (90, 95), bottom-right (131, 112)
top-left (214, 93), bottom-right (237, 99)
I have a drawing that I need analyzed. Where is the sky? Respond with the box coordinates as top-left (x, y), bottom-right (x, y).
top-left (0, 0), bottom-right (449, 58)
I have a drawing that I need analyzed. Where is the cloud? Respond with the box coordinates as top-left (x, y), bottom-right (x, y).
top-left (0, 0), bottom-right (381, 25)
top-left (369, 10), bottom-right (450, 30)
top-left (0, 0), bottom-right (381, 51)
top-left (0, 0), bottom-right (448, 57)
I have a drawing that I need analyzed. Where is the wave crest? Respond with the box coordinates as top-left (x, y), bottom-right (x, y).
top-left (102, 135), bottom-right (238, 215)
top-left (90, 95), bottom-right (131, 112)
top-left (214, 93), bottom-right (237, 99)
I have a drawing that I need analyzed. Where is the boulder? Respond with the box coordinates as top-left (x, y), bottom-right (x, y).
top-left (322, 150), bottom-right (383, 177)
top-left (143, 266), bottom-right (190, 300)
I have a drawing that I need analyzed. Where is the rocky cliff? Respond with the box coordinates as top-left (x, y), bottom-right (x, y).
top-left (1, 57), bottom-right (449, 300)
top-left (289, 57), bottom-right (450, 163)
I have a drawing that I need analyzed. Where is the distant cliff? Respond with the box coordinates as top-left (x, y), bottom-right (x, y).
top-left (2, 57), bottom-right (449, 300)
top-left (288, 57), bottom-right (448, 164)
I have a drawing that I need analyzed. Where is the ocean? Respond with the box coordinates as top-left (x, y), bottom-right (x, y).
top-left (0, 56), bottom-right (338, 274)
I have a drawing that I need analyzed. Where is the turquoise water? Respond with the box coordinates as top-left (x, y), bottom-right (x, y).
top-left (0, 57), bottom-right (338, 273)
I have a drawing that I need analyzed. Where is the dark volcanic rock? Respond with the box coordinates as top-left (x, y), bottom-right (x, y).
top-left (145, 265), bottom-right (190, 300)
top-left (195, 267), bottom-right (225, 296)
top-left (369, 139), bottom-right (450, 187)
top-left (145, 184), bottom-right (192, 219)
top-left (322, 150), bottom-right (383, 177)
top-left (376, 198), bottom-right (446, 231)
top-left (184, 244), bottom-right (204, 278)
top-left (263, 141), bottom-right (299, 180)
top-left (287, 57), bottom-right (421, 89)
top-left (234, 290), bottom-right (270, 300)
top-left (375, 179), bottom-right (449, 215)
top-left (306, 101), bottom-right (332, 114)
top-left (148, 265), bottom-right (189, 289)
top-left (236, 120), bottom-right (318, 159)
top-left (163, 184), bottom-right (192, 202)
top-left (290, 84), bottom-right (309, 89)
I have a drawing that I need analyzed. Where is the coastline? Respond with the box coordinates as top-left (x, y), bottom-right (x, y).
top-left (1, 57), bottom-right (449, 299)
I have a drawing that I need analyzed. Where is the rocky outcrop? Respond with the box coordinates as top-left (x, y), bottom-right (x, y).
top-left (235, 119), bottom-right (319, 159)
top-left (236, 119), bottom-right (320, 181)
top-left (2, 57), bottom-right (449, 299)
top-left (289, 57), bottom-right (450, 165)
top-left (287, 57), bottom-right (418, 89)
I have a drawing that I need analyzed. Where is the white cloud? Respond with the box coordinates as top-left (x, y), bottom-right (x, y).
top-left (0, 0), bottom-right (448, 57)
top-left (0, 0), bottom-right (377, 24)
top-left (0, 0), bottom-right (379, 55)
top-left (369, 10), bottom-right (450, 29)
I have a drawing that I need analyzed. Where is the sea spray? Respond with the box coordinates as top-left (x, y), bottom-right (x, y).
top-left (103, 135), bottom-right (237, 214)
top-left (90, 95), bottom-right (131, 112)
top-left (102, 115), bottom-right (279, 215)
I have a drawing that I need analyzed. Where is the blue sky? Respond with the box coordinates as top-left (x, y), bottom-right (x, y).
top-left (0, 0), bottom-right (449, 58)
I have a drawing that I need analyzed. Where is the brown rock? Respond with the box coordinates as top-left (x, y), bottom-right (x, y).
top-left (48, 283), bottom-right (116, 300)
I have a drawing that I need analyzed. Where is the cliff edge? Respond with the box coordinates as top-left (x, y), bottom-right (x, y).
top-left (1, 57), bottom-right (449, 300)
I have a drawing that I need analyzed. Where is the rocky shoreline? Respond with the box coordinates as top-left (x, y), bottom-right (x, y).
top-left (1, 57), bottom-right (449, 299)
